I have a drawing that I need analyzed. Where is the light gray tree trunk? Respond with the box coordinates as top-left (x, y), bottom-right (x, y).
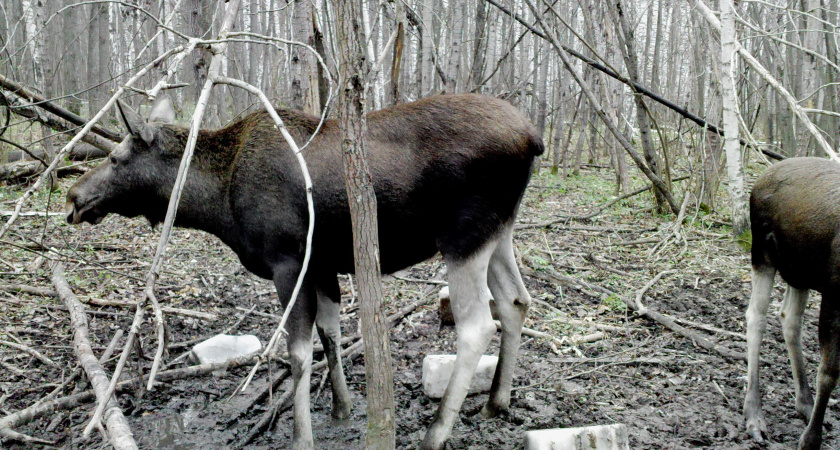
top-left (420, 0), bottom-right (434, 96)
top-left (332, 1), bottom-right (395, 448)
top-left (796, 0), bottom-right (822, 156)
top-left (445, 0), bottom-right (465, 92)
top-left (467, 0), bottom-right (488, 92)
top-left (720, 0), bottom-right (750, 237)
top-left (290, 0), bottom-right (320, 115)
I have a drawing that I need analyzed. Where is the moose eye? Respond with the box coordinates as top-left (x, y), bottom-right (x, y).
top-left (109, 155), bottom-right (117, 165)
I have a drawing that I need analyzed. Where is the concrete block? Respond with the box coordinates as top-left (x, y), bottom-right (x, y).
top-left (422, 354), bottom-right (498, 399)
top-left (524, 424), bottom-right (630, 450)
top-left (189, 334), bottom-right (262, 365)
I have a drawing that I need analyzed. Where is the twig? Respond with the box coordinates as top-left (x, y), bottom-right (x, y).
top-left (82, 302), bottom-right (145, 438)
top-left (35, 330), bottom-right (123, 409)
top-left (0, 211), bottom-right (63, 217)
top-left (518, 176), bottom-right (691, 228)
top-left (235, 338), bottom-right (366, 449)
top-left (391, 275), bottom-right (448, 285)
top-left (51, 263), bottom-right (137, 449)
top-left (212, 74), bottom-right (316, 393)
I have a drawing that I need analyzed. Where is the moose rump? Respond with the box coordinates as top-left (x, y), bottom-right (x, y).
top-left (746, 157), bottom-right (840, 450)
top-left (65, 94), bottom-right (544, 449)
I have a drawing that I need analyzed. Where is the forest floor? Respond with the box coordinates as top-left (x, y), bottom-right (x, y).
top-left (0, 164), bottom-right (836, 449)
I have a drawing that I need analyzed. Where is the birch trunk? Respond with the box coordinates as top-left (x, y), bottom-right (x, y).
top-left (719, 0), bottom-right (750, 237)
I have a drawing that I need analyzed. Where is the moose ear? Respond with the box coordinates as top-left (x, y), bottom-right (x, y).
top-left (116, 100), bottom-right (147, 140)
top-left (148, 95), bottom-right (175, 124)
top-left (117, 99), bottom-right (159, 146)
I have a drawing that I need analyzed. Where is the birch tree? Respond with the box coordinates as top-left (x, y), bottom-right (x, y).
top-left (720, 0), bottom-right (750, 237)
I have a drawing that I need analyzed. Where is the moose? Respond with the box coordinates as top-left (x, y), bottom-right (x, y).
top-left (65, 94), bottom-right (544, 449)
top-left (745, 157), bottom-right (840, 449)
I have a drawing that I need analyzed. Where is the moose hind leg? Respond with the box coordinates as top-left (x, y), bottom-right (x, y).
top-left (799, 302), bottom-right (840, 450)
top-left (780, 285), bottom-right (813, 419)
top-left (421, 243), bottom-right (497, 450)
top-left (481, 225), bottom-right (530, 418)
top-left (744, 265), bottom-right (776, 442)
top-left (274, 264), bottom-right (317, 450)
top-left (315, 278), bottom-right (352, 420)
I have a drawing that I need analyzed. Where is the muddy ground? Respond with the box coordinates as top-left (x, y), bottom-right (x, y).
top-left (0, 167), bottom-right (837, 449)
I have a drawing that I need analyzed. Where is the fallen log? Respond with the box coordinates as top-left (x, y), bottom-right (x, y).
top-left (52, 263), bottom-right (138, 450)
top-left (0, 160), bottom-right (86, 182)
top-left (0, 73), bottom-right (122, 142)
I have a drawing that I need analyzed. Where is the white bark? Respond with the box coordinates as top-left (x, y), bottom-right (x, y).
top-left (719, 0), bottom-right (750, 237)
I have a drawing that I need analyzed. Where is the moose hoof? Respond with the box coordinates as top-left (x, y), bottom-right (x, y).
top-left (420, 421), bottom-right (451, 450)
top-left (798, 433), bottom-right (822, 450)
top-left (479, 402), bottom-right (505, 419)
top-left (332, 403), bottom-right (352, 421)
top-left (795, 398), bottom-right (814, 420)
top-left (745, 416), bottom-right (766, 443)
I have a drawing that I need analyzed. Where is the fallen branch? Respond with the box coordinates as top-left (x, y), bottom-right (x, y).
top-left (629, 271), bottom-right (746, 361)
top-left (52, 263), bottom-right (137, 450)
top-left (2, 98), bottom-right (117, 153)
top-left (521, 257), bottom-right (616, 298)
top-left (0, 73), bottom-right (122, 143)
top-left (0, 160), bottom-right (86, 182)
top-left (566, 332), bottom-right (605, 346)
top-left (492, 320), bottom-right (561, 342)
top-left (0, 284), bottom-right (58, 297)
top-left (0, 340), bottom-right (59, 368)
top-left (0, 353), bottom-right (260, 445)
top-left (545, 317), bottom-right (636, 334)
top-left (81, 296), bottom-right (217, 321)
top-left (485, 0), bottom-right (784, 161)
top-left (672, 317), bottom-right (745, 341)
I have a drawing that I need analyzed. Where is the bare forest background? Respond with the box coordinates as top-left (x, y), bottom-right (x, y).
top-left (1, 0), bottom-right (840, 448)
top-left (1, 0), bottom-right (838, 218)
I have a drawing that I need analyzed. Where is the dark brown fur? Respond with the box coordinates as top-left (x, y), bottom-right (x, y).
top-left (747, 157), bottom-right (840, 449)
